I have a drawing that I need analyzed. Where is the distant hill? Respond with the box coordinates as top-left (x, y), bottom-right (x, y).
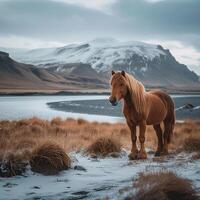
top-left (0, 51), bottom-right (107, 91)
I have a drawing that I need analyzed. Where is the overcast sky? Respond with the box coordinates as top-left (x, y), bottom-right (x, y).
top-left (0, 0), bottom-right (200, 74)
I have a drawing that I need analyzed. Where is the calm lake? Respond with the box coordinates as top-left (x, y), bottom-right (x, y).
top-left (0, 94), bottom-right (200, 123)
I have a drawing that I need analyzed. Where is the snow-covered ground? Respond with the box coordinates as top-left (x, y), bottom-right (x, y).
top-left (0, 150), bottom-right (199, 200)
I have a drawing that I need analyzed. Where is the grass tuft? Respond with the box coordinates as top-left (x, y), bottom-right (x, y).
top-left (125, 171), bottom-right (199, 200)
top-left (51, 117), bottom-right (63, 126)
top-left (0, 151), bottom-right (29, 177)
top-left (30, 142), bottom-right (71, 175)
top-left (86, 137), bottom-right (121, 157)
top-left (183, 136), bottom-right (200, 152)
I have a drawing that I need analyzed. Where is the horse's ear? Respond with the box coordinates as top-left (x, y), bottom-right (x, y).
top-left (111, 70), bottom-right (115, 75)
top-left (121, 70), bottom-right (125, 77)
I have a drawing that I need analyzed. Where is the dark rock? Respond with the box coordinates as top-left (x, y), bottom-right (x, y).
top-left (74, 165), bottom-right (87, 171)
top-left (32, 186), bottom-right (40, 189)
top-left (108, 152), bottom-right (121, 158)
top-left (184, 103), bottom-right (195, 109)
top-left (3, 183), bottom-right (17, 188)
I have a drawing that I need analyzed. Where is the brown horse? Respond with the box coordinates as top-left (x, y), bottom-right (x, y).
top-left (109, 71), bottom-right (175, 159)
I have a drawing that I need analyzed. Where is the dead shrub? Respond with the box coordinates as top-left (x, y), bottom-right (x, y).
top-left (30, 142), bottom-right (71, 175)
top-left (0, 120), bottom-right (10, 127)
top-left (77, 118), bottom-right (87, 125)
top-left (181, 127), bottom-right (193, 134)
top-left (51, 117), bottom-right (63, 126)
top-left (86, 137), bottom-right (121, 157)
top-left (28, 117), bottom-right (48, 127)
top-left (13, 138), bottom-right (37, 150)
top-left (183, 136), bottom-right (200, 152)
top-left (15, 119), bottom-right (29, 127)
top-left (51, 126), bottom-right (67, 135)
top-left (125, 171), bottom-right (198, 200)
top-left (30, 125), bottom-right (43, 134)
top-left (83, 126), bottom-right (98, 135)
top-left (0, 152), bottom-right (28, 177)
top-left (120, 128), bottom-right (129, 136)
top-left (192, 151), bottom-right (200, 160)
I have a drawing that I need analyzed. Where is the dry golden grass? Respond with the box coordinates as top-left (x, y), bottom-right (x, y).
top-left (30, 142), bottom-right (71, 175)
top-left (86, 137), bottom-right (121, 157)
top-left (124, 171), bottom-right (199, 200)
top-left (0, 118), bottom-right (200, 177)
top-left (0, 118), bottom-right (200, 162)
top-left (183, 136), bottom-right (200, 152)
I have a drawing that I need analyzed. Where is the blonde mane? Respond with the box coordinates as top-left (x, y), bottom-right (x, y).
top-left (125, 73), bottom-right (146, 115)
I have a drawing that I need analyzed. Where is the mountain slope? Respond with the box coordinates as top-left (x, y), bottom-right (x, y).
top-left (0, 51), bottom-right (107, 90)
top-left (1, 39), bottom-right (199, 88)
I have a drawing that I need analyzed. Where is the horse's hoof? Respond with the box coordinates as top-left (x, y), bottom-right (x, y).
top-left (128, 153), bottom-right (138, 160)
top-left (155, 151), bottom-right (161, 157)
top-left (161, 149), bottom-right (169, 156)
top-left (138, 151), bottom-right (147, 159)
top-left (161, 151), bottom-right (168, 156)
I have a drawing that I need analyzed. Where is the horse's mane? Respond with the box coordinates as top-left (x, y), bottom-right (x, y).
top-left (125, 73), bottom-right (146, 115)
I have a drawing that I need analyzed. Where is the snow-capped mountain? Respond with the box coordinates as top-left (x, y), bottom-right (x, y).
top-left (1, 38), bottom-right (166, 72)
top-left (1, 38), bottom-right (199, 88)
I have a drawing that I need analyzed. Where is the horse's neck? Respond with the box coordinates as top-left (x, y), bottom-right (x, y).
top-left (124, 90), bottom-right (137, 112)
top-left (123, 89), bottom-right (146, 123)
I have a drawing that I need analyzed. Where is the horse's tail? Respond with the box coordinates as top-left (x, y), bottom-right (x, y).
top-left (165, 95), bottom-right (175, 144)
top-left (167, 110), bottom-right (175, 144)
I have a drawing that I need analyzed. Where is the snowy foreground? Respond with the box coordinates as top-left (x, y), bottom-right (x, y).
top-left (0, 150), bottom-right (200, 200)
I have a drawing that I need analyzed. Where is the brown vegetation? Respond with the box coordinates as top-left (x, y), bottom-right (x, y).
top-left (30, 142), bottom-right (71, 175)
top-left (0, 118), bottom-right (200, 176)
top-left (0, 118), bottom-right (200, 155)
top-left (124, 171), bottom-right (199, 200)
top-left (0, 151), bottom-right (29, 177)
top-left (86, 137), bottom-right (121, 157)
top-left (183, 136), bottom-right (200, 152)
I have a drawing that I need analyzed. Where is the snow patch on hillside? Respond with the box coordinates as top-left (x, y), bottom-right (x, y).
top-left (0, 39), bottom-right (166, 72)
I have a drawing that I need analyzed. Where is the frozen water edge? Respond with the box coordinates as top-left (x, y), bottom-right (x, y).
top-left (0, 150), bottom-right (200, 200)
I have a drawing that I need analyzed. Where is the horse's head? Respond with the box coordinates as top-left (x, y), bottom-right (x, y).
top-left (109, 70), bottom-right (128, 106)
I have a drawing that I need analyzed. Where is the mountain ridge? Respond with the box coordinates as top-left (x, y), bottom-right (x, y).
top-left (0, 39), bottom-right (199, 89)
top-left (0, 51), bottom-right (107, 90)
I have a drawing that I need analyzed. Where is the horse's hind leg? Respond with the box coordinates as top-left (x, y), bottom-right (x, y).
top-left (153, 124), bottom-right (163, 157)
top-left (163, 120), bottom-right (172, 155)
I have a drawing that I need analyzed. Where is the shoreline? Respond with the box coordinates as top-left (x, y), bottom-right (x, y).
top-left (0, 88), bottom-right (200, 96)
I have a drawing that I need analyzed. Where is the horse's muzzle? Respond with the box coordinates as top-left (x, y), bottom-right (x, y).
top-left (109, 96), bottom-right (118, 106)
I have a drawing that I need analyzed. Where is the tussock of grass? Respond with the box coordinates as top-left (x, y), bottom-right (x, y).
top-left (51, 117), bottom-right (63, 126)
top-left (0, 151), bottom-right (29, 177)
top-left (183, 136), bottom-right (200, 152)
top-left (77, 118), bottom-right (87, 125)
top-left (192, 151), bottom-right (200, 160)
top-left (86, 137), bottom-right (121, 157)
top-left (125, 171), bottom-right (198, 200)
top-left (30, 142), bottom-right (71, 175)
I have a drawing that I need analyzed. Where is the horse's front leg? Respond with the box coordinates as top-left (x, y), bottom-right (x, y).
top-left (127, 122), bottom-right (138, 160)
top-left (138, 121), bottom-right (147, 159)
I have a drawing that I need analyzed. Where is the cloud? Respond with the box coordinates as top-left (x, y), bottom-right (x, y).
top-left (113, 0), bottom-right (200, 39)
top-left (50, 0), bottom-right (117, 12)
top-left (0, 35), bottom-right (64, 49)
top-left (1, 0), bottom-right (199, 45)
top-left (0, 0), bottom-right (200, 74)
top-left (0, 0), bottom-right (123, 42)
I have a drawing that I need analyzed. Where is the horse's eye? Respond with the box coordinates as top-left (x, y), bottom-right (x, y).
top-left (120, 83), bottom-right (123, 87)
